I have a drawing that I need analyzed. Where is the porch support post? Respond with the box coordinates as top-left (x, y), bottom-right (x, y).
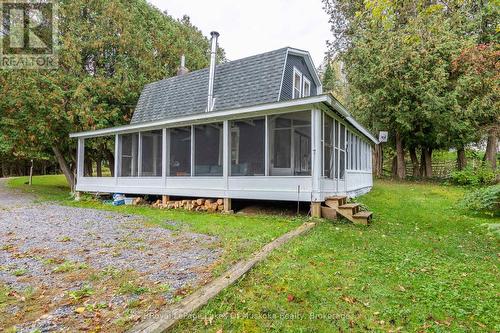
top-left (77, 137), bottom-right (84, 182)
top-left (265, 115), bottom-right (269, 176)
top-left (223, 198), bottom-right (232, 213)
top-left (190, 125), bottom-right (195, 177)
top-left (137, 132), bottom-right (142, 177)
top-left (114, 134), bottom-right (119, 185)
top-left (223, 120), bottom-right (229, 187)
top-left (311, 202), bottom-right (321, 218)
top-left (311, 109), bottom-right (322, 203)
top-left (162, 128), bottom-right (167, 187)
top-left (223, 120), bottom-right (232, 212)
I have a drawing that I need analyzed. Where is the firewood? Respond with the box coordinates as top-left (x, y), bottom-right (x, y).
top-left (216, 199), bottom-right (224, 205)
top-left (196, 199), bottom-right (205, 206)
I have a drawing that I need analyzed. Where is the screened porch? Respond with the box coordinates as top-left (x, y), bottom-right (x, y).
top-left (75, 108), bottom-right (373, 202)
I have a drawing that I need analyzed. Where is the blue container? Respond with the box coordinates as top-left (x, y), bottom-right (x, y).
top-left (113, 199), bottom-right (125, 206)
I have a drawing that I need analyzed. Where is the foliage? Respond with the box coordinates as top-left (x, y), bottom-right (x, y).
top-left (0, 0), bottom-right (219, 186)
top-left (322, 59), bottom-right (348, 104)
top-left (459, 185), bottom-right (500, 216)
top-left (322, 0), bottom-right (499, 177)
top-left (449, 164), bottom-right (498, 186)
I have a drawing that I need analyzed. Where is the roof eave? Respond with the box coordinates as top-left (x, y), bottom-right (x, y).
top-left (70, 94), bottom-right (377, 144)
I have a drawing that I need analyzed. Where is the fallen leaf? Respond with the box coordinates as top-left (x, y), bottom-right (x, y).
top-left (75, 307), bottom-right (85, 314)
top-left (342, 295), bottom-right (357, 304)
top-left (287, 294), bottom-right (295, 302)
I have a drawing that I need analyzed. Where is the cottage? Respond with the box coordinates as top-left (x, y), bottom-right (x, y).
top-left (70, 32), bottom-right (378, 220)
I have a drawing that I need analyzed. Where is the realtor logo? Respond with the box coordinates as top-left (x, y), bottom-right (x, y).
top-left (0, 0), bottom-right (58, 69)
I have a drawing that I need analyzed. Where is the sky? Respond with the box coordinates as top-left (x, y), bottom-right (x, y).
top-left (147, 0), bottom-right (332, 67)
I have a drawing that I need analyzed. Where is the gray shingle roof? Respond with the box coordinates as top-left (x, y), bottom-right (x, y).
top-left (131, 48), bottom-right (289, 124)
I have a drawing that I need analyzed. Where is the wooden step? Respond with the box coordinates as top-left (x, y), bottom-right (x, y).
top-left (321, 206), bottom-right (338, 220)
top-left (338, 203), bottom-right (360, 215)
top-left (325, 196), bottom-right (348, 208)
top-left (352, 211), bottom-right (373, 225)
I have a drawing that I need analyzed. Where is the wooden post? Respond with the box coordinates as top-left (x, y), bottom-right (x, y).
top-left (75, 191), bottom-right (82, 202)
top-left (29, 159), bottom-right (33, 186)
top-left (223, 198), bottom-right (232, 213)
top-left (311, 202), bottom-right (321, 218)
top-left (162, 195), bottom-right (170, 206)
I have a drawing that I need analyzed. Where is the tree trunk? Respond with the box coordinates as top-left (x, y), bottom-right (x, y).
top-left (484, 128), bottom-right (497, 170)
top-left (391, 156), bottom-right (398, 178)
top-left (409, 147), bottom-right (420, 177)
top-left (420, 149), bottom-right (426, 177)
top-left (457, 147), bottom-right (467, 171)
top-left (373, 144), bottom-right (383, 177)
top-left (395, 131), bottom-right (405, 180)
top-left (96, 159), bottom-right (102, 177)
top-left (104, 149), bottom-right (115, 177)
top-left (52, 146), bottom-right (75, 191)
top-left (424, 147), bottom-right (433, 178)
top-left (85, 159), bottom-right (93, 177)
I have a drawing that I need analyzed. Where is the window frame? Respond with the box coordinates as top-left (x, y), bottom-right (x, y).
top-left (292, 67), bottom-right (303, 99)
top-left (303, 77), bottom-right (311, 97)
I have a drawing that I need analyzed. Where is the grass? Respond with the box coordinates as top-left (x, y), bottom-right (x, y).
top-left (171, 181), bottom-right (499, 332)
top-left (7, 175), bottom-right (500, 332)
top-left (8, 175), bottom-right (305, 275)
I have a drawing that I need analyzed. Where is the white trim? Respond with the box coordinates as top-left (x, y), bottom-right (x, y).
top-left (303, 77), bottom-right (311, 97)
top-left (69, 94), bottom-right (378, 145)
top-left (114, 134), bottom-right (119, 184)
top-left (190, 125), bottom-right (195, 177)
top-left (292, 67), bottom-right (303, 99)
top-left (276, 49), bottom-right (289, 101)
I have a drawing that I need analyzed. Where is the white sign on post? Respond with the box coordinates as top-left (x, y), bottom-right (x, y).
top-left (379, 131), bottom-right (388, 143)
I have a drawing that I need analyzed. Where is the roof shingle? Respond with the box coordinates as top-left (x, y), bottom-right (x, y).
top-left (131, 48), bottom-right (289, 124)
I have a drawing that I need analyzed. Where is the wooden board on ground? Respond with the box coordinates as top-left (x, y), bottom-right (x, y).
top-left (129, 222), bottom-right (317, 333)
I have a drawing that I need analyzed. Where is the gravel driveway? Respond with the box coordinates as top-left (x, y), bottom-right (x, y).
top-left (0, 179), bottom-right (221, 332)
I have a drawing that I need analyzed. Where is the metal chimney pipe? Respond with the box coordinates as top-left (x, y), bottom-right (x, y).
top-left (207, 31), bottom-right (219, 112)
top-left (177, 54), bottom-right (189, 76)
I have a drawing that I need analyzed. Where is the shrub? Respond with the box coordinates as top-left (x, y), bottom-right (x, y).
top-left (459, 185), bottom-right (500, 217)
top-left (450, 165), bottom-right (497, 186)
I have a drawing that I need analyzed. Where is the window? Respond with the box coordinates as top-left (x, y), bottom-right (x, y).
top-left (194, 123), bottom-right (223, 176)
top-left (119, 133), bottom-right (139, 177)
top-left (270, 111), bottom-right (311, 176)
top-left (303, 77), bottom-right (311, 97)
top-left (339, 124), bottom-right (346, 180)
top-left (83, 136), bottom-right (115, 177)
top-left (169, 127), bottom-right (191, 176)
top-left (323, 114), bottom-right (333, 178)
top-left (230, 118), bottom-right (265, 176)
top-left (293, 68), bottom-right (302, 99)
top-left (346, 131), bottom-right (351, 170)
top-left (140, 130), bottom-right (162, 177)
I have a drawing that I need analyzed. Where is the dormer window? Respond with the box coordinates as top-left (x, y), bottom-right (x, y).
top-left (293, 67), bottom-right (302, 99)
top-left (303, 77), bottom-right (311, 97)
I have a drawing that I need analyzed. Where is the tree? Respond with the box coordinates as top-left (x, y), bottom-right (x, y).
top-left (452, 43), bottom-right (500, 170)
top-left (0, 0), bottom-right (217, 188)
top-left (322, 0), bottom-right (482, 179)
top-left (322, 58), bottom-right (348, 104)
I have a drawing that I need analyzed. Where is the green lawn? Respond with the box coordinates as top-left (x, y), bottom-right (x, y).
top-left (172, 181), bottom-right (499, 332)
top-left (7, 176), bottom-right (500, 332)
